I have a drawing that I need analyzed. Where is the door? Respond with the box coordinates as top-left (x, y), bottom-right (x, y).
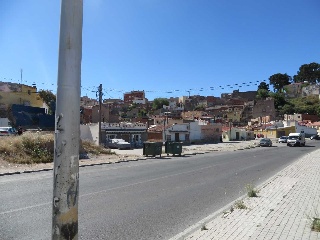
top-left (236, 132), bottom-right (240, 140)
top-left (175, 133), bottom-right (180, 142)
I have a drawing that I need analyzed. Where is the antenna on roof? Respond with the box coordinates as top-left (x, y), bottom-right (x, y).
top-left (20, 68), bottom-right (23, 92)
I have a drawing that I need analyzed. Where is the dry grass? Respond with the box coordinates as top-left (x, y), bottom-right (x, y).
top-left (234, 200), bottom-right (247, 209)
top-left (311, 218), bottom-right (320, 232)
top-left (0, 132), bottom-right (114, 164)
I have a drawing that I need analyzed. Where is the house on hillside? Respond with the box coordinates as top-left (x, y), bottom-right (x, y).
top-left (221, 90), bottom-right (257, 101)
top-left (0, 82), bottom-right (45, 109)
top-left (165, 123), bottom-right (190, 142)
top-left (252, 98), bottom-right (276, 121)
top-left (222, 126), bottom-right (255, 141)
top-left (284, 113), bottom-right (319, 123)
top-left (164, 120), bottom-right (222, 144)
top-left (0, 82), bottom-right (49, 124)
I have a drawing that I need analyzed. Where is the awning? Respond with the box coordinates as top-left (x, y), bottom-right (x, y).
top-left (105, 130), bottom-right (146, 134)
top-left (168, 130), bottom-right (189, 133)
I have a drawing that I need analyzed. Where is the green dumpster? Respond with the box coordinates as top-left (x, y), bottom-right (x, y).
top-left (165, 141), bottom-right (183, 156)
top-left (143, 142), bottom-right (163, 157)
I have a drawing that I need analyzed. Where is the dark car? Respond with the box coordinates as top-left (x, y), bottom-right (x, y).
top-left (259, 138), bottom-right (272, 147)
top-left (310, 134), bottom-right (320, 140)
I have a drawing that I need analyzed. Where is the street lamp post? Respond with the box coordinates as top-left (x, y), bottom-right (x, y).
top-left (229, 121), bottom-right (232, 141)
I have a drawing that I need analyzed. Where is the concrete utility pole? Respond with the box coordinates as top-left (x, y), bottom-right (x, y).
top-left (52, 0), bottom-right (83, 239)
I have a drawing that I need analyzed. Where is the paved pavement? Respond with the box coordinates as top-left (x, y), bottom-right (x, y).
top-left (170, 148), bottom-right (320, 240)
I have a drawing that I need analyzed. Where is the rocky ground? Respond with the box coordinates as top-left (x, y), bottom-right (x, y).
top-left (0, 140), bottom-right (261, 174)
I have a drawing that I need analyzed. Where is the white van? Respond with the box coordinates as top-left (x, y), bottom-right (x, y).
top-left (287, 132), bottom-right (305, 147)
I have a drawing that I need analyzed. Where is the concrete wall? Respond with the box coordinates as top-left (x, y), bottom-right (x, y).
top-left (189, 122), bottom-right (201, 142)
top-left (0, 118), bottom-right (11, 127)
top-left (80, 124), bottom-right (99, 145)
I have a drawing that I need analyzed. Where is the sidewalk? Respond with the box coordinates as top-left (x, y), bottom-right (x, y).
top-left (170, 149), bottom-right (320, 240)
top-left (0, 140), bottom-right (260, 175)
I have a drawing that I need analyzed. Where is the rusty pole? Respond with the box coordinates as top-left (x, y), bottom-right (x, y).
top-left (52, 0), bottom-right (83, 239)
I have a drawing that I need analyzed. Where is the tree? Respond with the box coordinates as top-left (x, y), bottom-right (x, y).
top-left (288, 95), bottom-right (320, 115)
top-left (138, 109), bottom-right (147, 117)
top-left (278, 103), bottom-right (295, 116)
top-left (194, 104), bottom-right (206, 111)
top-left (276, 95), bottom-right (320, 116)
top-left (293, 62), bottom-right (320, 83)
top-left (38, 90), bottom-right (56, 114)
top-left (152, 98), bottom-right (169, 110)
top-left (256, 89), bottom-right (270, 99)
top-left (269, 73), bottom-right (291, 92)
top-left (269, 92), bottom-right (287, 110)
top-left (128, 103), bottom-right (137, 111)
top-left (257, 82), bottom-right (270, 91)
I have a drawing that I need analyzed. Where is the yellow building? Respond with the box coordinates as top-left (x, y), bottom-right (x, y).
top-left (0, 82), bottom-right (45, 109)
top-left (254, 126), bottom-right (296, 139)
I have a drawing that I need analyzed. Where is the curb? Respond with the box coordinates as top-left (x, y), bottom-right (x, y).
top-left (168, 166), bottom-right (289, 240)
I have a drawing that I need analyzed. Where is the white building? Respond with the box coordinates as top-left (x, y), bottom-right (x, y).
top-left (164, 120), bottom-right (222, 143)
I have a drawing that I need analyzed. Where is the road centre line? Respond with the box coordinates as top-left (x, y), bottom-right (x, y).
top-left (80, 164), bottom-right (216, 197)
top-left (0, 164), bottom-right (216, 215)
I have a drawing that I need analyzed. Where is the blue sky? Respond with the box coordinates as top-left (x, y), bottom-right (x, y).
top-left (1, 0), bottom-right (319, 101)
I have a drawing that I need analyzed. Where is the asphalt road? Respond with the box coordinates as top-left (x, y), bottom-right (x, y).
top-left (0, 140), bottom-right (319, 240)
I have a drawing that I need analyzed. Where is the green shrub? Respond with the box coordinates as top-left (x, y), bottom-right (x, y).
top-left (246, 184), bottom-right (259, 197)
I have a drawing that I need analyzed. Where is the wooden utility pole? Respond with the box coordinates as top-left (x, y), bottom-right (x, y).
top-left (52, 0), bottom-right (83, 239)
top-left (98, 84), bottom-right (103, 145)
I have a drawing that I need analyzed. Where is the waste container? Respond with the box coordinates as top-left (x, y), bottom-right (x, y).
top-left (165, 141), bottom-right (183, 156)
top-left (143, 142), bottom-right (163, 157)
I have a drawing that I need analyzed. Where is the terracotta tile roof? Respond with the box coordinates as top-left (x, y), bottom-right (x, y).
top-left (147, 123), bottom-right (174, 132)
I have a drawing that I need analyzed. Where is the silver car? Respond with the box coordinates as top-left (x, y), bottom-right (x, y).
top-left (278, 136), bottom-right (288, 143)
top-left (0, 127), bottom-right (17, 136)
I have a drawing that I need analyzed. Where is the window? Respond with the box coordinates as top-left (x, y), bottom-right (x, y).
top-left (185, 134), bottom-right (189, 141)
top-left (166, 135), bottom-right (171, 141)
top-left (106, 134), bottom-right (116, 140)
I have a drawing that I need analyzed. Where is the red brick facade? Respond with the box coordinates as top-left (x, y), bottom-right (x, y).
top-left (124, 91), bottom-right (145, 104)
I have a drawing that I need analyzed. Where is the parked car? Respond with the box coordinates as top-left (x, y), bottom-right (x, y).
top-left (278, 136), bottom-right (288, 143)
top-left (310, 134), bottom-right (320, 140)
top-left (106, 139), bottom-right (131, 150)
top-left (259, 138), bottom-right (272, 147)
top-left (116, 139), bottom-right (131, 150)
top-left (0, 127), bottom-right (17, 136)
